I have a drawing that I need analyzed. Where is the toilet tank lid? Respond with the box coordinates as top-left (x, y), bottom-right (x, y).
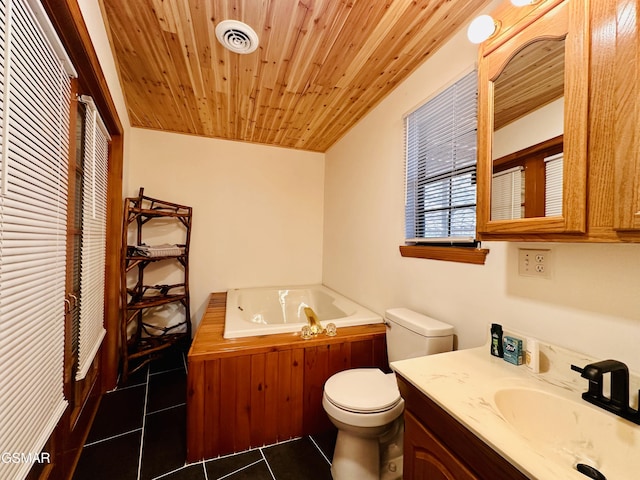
top-left (385, 308), bottom-right (454, 337)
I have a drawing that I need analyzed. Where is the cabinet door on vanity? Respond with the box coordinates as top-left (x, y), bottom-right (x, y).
top-left (404, 411), bottom-right (479, 480)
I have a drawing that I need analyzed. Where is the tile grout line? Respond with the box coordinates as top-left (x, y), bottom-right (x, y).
top-left (150, 461), bottom-right (199, 480)
top-left (84, 427), bottom-right (143, 448)
top-left (201, 461), bottom-right (209, 480)
top-left (217, 459), bottom-right (264, 480)
top-left (308, 435), bottom-right (332, 467)
top-left (136, 367), bottom-right (151, 480)
top-left (111, 380), bottom-right (146, 392)
top-left (269, 436), bottom-right (301, 447)
top-left (200, 437), bottom-right (298, 464)
top-left (259, 448), bottom-right (277, 480)
top-left (149, 365), bottom-right (185, 377)
top-left (146, 402), bottom-right (186, 416)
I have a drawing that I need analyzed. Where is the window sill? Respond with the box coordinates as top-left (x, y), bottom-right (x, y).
top-left (399, 245), bottom-right (489, 265)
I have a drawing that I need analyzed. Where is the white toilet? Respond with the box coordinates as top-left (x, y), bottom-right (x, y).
top-left (322, 308), bottom-right (454, 480)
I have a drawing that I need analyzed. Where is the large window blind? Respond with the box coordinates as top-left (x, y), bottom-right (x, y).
top-left (76, 95), bottom-right (109, 380)
top-left (0, 0), bottom-right (76, 478)
top-left (405, 69), bottom-right (478, 242)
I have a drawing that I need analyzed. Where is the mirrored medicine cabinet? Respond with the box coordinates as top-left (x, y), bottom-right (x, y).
top-left (476, 0), bottom-right (589, 236)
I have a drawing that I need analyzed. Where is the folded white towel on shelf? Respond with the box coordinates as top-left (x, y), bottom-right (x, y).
top-left (134, 243), bottom-right (185, 257)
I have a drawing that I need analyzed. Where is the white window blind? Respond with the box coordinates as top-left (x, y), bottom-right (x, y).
top-left (491, 166), bottom-right (524, 220)
top-left (545, 152), bottom-right (563, 216)
top-left (0, 0), bottom-right (76, 478)
top-left (405, 70), bottom-right (478, 242)
top-left (76, 95), bottom-right (109, 380)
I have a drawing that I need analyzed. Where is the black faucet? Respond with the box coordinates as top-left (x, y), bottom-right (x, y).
top-left (571, 360), bottom-right (640, 424)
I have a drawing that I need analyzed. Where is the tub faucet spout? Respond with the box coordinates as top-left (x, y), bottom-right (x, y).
top-left (304, 307), bottom-right (324, 335)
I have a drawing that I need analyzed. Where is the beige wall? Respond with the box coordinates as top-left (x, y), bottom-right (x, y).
top-left (323, 14), bottom-right (640, 371)
top-left (126, 129), bottom-right (325, 324)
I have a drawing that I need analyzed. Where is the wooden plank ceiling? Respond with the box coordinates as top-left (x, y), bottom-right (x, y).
top-left (100, 0), bottom-right (492, 152)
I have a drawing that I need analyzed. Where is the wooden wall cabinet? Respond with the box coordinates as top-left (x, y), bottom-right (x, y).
top-left (614, 0), bottom-right (640, 232)
top-left (397, 374), bottom-right (529, 480)
top-left (477, 0), bottom-right (589, 236)
top-left (477, 0), bottom-right (640, 242)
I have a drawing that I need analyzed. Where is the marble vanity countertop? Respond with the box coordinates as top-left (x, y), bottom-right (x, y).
top-left (391, 339), bottom-right (640, 480)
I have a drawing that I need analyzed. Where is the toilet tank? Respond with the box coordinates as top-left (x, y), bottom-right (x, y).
top-left (385, 308), bottom-right (454, 363)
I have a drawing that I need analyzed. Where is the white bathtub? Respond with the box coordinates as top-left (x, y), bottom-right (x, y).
top-left (223, 284), bottom-right (382, 339)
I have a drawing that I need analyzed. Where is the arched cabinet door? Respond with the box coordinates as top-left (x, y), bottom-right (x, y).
top-left (476, 0), bottom-right (589, 236)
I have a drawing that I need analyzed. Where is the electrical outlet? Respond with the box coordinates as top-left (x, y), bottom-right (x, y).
top-left (518, 248), bottom-right (551, 278)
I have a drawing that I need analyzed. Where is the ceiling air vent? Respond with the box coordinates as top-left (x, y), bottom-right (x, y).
top-left (215, 20), bottom-right (259, 54)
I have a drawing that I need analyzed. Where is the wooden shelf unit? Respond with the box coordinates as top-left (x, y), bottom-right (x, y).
top-left (120, 188), bottom-right (193, 381)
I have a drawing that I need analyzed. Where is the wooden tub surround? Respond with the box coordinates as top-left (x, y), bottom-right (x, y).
top-left (187, 292), bottom-right (388, 462)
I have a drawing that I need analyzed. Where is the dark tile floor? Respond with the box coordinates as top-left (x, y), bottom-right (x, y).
top-left (73, 347), bottom-right (337, 480)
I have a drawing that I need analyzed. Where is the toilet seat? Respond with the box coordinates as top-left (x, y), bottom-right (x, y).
top-left (324, 368), bottom-right (401, 413)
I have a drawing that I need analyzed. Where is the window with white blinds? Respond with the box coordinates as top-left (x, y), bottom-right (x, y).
top-left (405, 69), bottom-right (478, 243)
top-left (545, 152), bottom-right (563, 216)
top-left (491, 166), bottom-right (524, 220)
top-left (76, 95), bottom-right (109, 380)
top-left (0, 0), bottom-right (76, 478)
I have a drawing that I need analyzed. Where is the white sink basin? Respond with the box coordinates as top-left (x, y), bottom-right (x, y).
top-left (494, 387), bottom-right (640, 478)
